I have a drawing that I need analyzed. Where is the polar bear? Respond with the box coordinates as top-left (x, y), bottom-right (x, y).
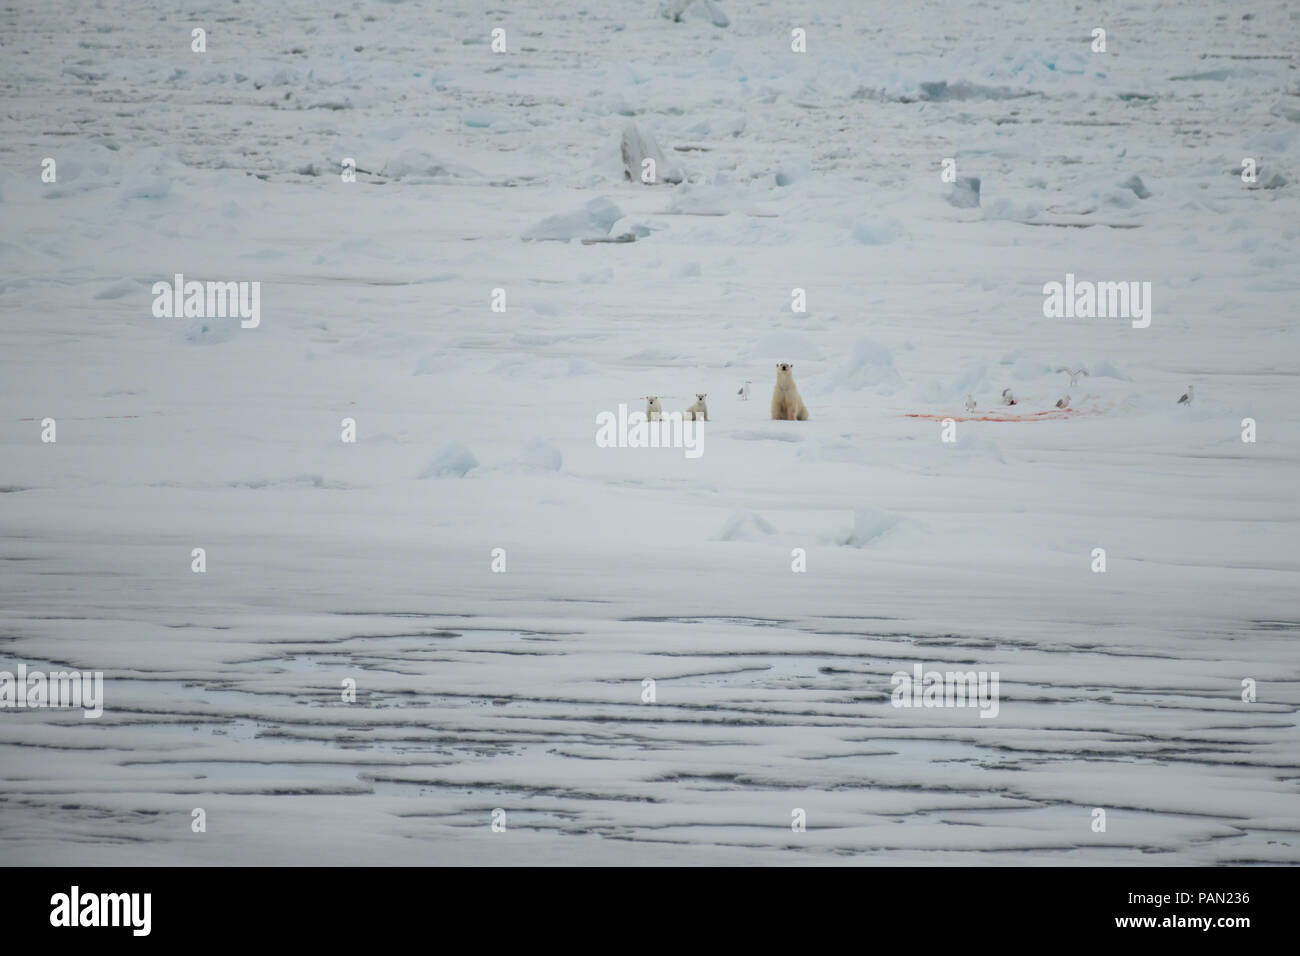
top-left (645, 396), bottom-right (663, 421)
top-left (684, 393), bottom-right (709, 421)
top-left (770, 363), bottom-right (808, 421)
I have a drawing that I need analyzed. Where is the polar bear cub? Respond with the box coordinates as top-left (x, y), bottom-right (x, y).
top-left (684, 393), bottom-right (708, 421)
top-left (770, 363), bottom-right (808, 421)
top-left (645, 396), bottom-right (663, 422)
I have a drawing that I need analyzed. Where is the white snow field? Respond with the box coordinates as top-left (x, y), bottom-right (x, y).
top-left (1, 0), bottom-right (1298, 865)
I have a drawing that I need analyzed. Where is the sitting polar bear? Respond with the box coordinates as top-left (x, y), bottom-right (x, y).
top-left (770, 363), bottom-right (808, 421)
top-left (684, 393), bottom-right (709, 421)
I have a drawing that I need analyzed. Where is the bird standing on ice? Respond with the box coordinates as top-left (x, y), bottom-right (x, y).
top-left (965, 394), bottom-right (977, 412)
top-left (1177, 385), bottom-right (1194, 407)
top-left (737, 380), bottom-right (752, 401)
top-left (1055, 394), bottom-right (1071, 409)
top-left (1001, 388), bottom-right (1017, 406)
top-left (1056, 367), bottom-right (1089, 387)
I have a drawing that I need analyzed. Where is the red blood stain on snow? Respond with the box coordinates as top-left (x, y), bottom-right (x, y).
top-left (902, 406), bottom-right (1109, 422)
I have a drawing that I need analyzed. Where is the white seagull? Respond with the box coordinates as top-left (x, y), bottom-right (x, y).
top-left (737, 380), bottom-right (752, 400)
top-left (965, 394), bottom-right (977, 412)
top-left (1056, 366), bottom-right (1089, 387)
top-left (1177, 384), bottom-right (1194, 407)
top-left (1001, 388), bottom-right (1017, 406)
top-left (1056, 394), bottom-right (1071, 409)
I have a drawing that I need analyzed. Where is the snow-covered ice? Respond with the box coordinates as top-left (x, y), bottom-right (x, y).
top-left (0, 0), bottom-right (1298, 865)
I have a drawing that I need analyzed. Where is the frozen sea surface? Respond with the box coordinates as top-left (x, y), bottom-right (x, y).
top-left (0, 0), bottom-right (1298, 864)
